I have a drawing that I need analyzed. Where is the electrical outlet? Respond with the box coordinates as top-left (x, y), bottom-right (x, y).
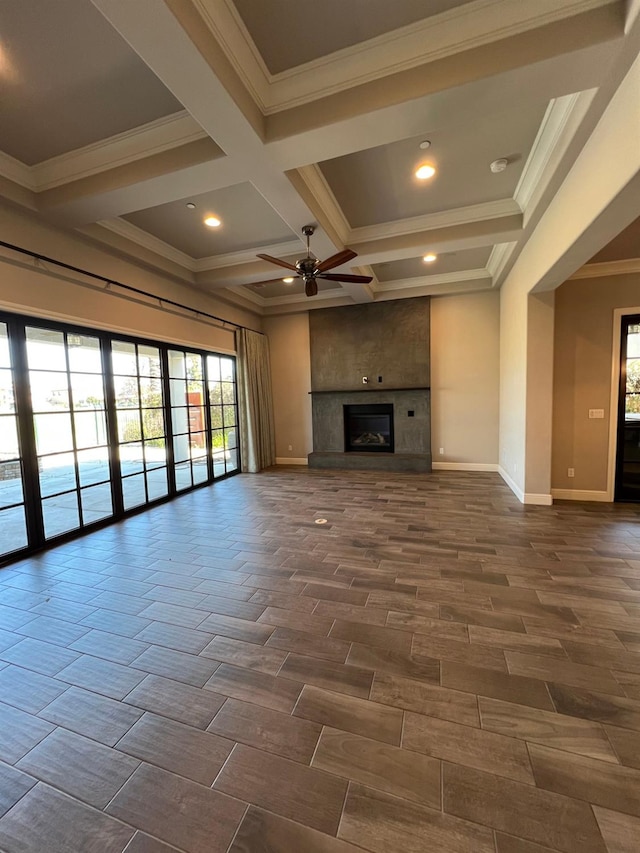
top-left (589, 408), bottom-right (605, 419)
top-left (288, 445), bottom-right (292, 451)
top-left (568, 467), bottom-right (575, 478)
top-left (362, 376), bottom-right (368, 384)
top-left (439, 447), bottom-right (444, 455)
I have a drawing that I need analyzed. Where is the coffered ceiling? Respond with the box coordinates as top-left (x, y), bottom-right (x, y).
top-left (0, 0), bottom-right (634, 315)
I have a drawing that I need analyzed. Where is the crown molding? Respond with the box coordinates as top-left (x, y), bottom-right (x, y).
top-left (196, 0), bottom-right (617, 113)
top-left (96, 218), bottom-right (198, 271)
top-left (0, 150), bottom-right (35, 191)
top-left (193, 239), bottom-right (303, 272)
top-left (293, 165), bottom-right (350, 245)
top-left (223, 283), bottom-right (266, 308)
top-left (0, 112), bottom-right (209, 194)
top-left (486, 242), bottom-right (517, 283)
top-left (514, 91), bottom-right (595, 216)
top-left (349, 199), bottom-right (521, 245)
top-left (569, 258), bottom-right (640, 279)
top-left (376, 269), bottom-right (491, 292)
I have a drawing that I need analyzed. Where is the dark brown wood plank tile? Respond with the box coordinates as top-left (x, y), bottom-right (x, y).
top-left (339, 782), bottom-right (494, 853)
top-left (294, 685), bottom-right (403, 745)
top-left (205, 663), bottom-right (302, 712)
top-left (279, 652), bottom-right (373, 698)
top-left (208, 696), bottom-right (321, 763)
top-left (213, 743), bottom-right (347, 835)
top-left (443, 762), bottom-right (607, 852)
top-left (593, 805), bottom-right (640, 853)
top-left (200, 635), bottom-right (288, 675)
top-left (229, 806), bottom-right (362, 853)
top-left (441, 661), bottom-right (554, 711)
top-left (370, 672), bottom-right (479, 726)
top-left (265, 626), bottom-right (350, 663)
top-left (123, 673), bottom-right (226, 729)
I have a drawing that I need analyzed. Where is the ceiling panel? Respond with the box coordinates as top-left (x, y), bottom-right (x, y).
top-left (123, 183), bottom-right (295, 259)
top-left (0, 0), bottom-right (182, 165)
top-left (233, 0), bottom-right (475, 74)
top-left (373, 247), bottom-right (493, 282)
top-left (319, 106), bottom-right (548, 227)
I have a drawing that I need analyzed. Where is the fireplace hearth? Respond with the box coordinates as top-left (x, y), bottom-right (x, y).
top-left (344, 404), bottom-right (394, 452)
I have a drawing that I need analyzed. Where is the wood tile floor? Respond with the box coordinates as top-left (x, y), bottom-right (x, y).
top-left (1, 468), bottom-right (640, 852)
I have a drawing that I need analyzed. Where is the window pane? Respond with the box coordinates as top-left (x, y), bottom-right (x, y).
top-left (210, 406), bottom-right (223, 429)
top-left (139, 375), bottom-right (163, 407)
top-left (626, 393), bottom-right (640, 419)
top-left (186, 354), bottom-right (203, 381)
top-left (0, 369), bottom-right (16, 413)
top-left (147, 468), bottom-right (168, 501)
top-left (221, 382), bottom-right (235, 405)
top-left (0, 461), bottom-right (24, 508)
top-left (0, 505), bottom-right (28, 555)
top-left (170, 378), bottom-right (187, 406)
top-left (111, 341), bottom-right (137, 375)
top-left (627, 359), bottom-right (640, 394)
top-left (141, 409), bottom-right (165, 440)
top-left (117, 409), bottom-right (141, 443)
top-left (220, 358), bottom-right (234, 381)
top-left (207, 355), bottom-right (220, 382)
top-left (226, 448), bottom-right (238, 473)
top-left (114, 376), bottom-right (139, 408)
top-left (43, 493), bottom-right (80, 539)
top-left (34, 413), bottom-right (73, 454)
top-left (209, 382), bottom-right (222, 406)
top-left (39, 453), bottom-right (76, 497)
top-left (173, 435), bottom-right (190, 463)
top-left (26, 328), bottom-right (66, 371)
top-left (628, 325), bottom-right (640, 358)
top-left (188, 404), bottom-right (205, 434)
top-left (168, 350), bottom-right (185, 378)
top-left (223, 406), bottom-right (236, 428)
top-left (144, 439), bottom-right (167, 470)
top-left (0, 323), bottom-right (10, 369)
top-left (190, 433), bottom-right (207, 460)
top-left (225, 427), bottom-right (237, 450)
top-left (74, 410), bottom-right (108, 448)
top-left (193, 459), bottom-right (208, 484)
top-left (70, 373), bottom-right (105, 410)
top-left (29, 372), bottom-right (70, 412)
top-left (81, 483), bottom-right (113, 524)
top-left (175, 462), bottom-right (192, 491)
top-left (171, 407), bottom-right (189, 435)
top-left (0, 415), bottom-right (19, 459)
top-left (212, 430), bottom-right (225, 459)
top-left (119, 443), bottom-right (144, 476)
top-left (67, 335), bottom-right (102, 373)
top-left (138, 345), bottom-right (161, 377)
top-left (122, 474), bottom-right (146, 510)
top-left (77, 448), bottom-right (110, 487)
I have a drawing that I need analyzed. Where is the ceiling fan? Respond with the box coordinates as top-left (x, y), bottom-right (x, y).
top-left (255, 225), bottom-right (373, 297)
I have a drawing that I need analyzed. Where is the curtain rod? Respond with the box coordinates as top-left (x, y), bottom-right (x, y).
top-left (0, 239), bottom-right (263, 336)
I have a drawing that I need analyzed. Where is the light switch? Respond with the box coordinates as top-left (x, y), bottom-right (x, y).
top-left (588, 409), bottom-right (605, 419)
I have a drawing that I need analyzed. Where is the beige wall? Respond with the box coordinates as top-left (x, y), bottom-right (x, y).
top-left (0, 201), bottom-right (261, 353)
top-left (431, 291), bottom-right (500, 466)
top-left (552, 273), bottom-right (640, 494)
top-left (263, 312), bottom-right (312, 461)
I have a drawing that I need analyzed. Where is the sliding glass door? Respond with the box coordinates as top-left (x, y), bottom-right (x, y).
top-left (0, 311), bottom-right (239, 562)
top-left (0, 322), bottom-right (28, 558)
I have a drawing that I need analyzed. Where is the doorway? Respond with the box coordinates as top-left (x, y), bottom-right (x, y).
top-left (615, 314), bottom-right (640, 501)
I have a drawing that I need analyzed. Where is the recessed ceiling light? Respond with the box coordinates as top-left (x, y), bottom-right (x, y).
top-left (423, 253), bottom-right (437, 263)
top-left (204, 216), bottom-right (221, 228)
top-left (415, 163), bottom-right (436, 180)
top-left (490, 158), bottom-right (508, 173)
top-left (186, 202), bottom-right (196, 209)
top-left (419, 140), bottom-right (431, 150)
top-left (282, 277), bottom-right (295, 284)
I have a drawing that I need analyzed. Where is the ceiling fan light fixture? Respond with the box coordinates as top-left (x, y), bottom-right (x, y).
top-left (204, 216), bottom-right (221, 228)
top-left (282, 277), bottom-right (294, 284)
top-left (423, 253), bottom-right (437, 263)
top-left (415, 163), bottom-right (436, 180)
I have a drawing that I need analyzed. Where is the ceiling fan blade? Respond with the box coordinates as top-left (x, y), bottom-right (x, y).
top-left (256, 253), bottom-right (297, 271)
top-left (305, 278), bottom-right (318, 297)
top-left (319, 273), bottom-right (373, 284)
top-left (315, 248), bottom-right (357, 273)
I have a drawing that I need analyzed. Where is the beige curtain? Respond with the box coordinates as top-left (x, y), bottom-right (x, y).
top-left (236, 328), bottom-right (276, 473)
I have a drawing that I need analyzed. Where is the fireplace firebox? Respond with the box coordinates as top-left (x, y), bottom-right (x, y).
top-left (344, 404), bottom-right (394, 452)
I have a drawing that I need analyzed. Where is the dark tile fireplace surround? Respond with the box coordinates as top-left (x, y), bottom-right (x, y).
top-left (307, 298), bottom-right (432, 473)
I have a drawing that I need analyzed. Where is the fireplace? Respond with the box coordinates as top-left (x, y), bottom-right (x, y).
top-left (344, 404), bottom-right (394, 452)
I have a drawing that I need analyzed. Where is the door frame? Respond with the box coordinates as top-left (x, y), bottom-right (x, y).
top-left (606, 305), bottom-right (640, 500)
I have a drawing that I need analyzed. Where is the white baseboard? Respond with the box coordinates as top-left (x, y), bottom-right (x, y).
top-left (432, 462), bottom-right (499, 472)
top-left (498, 466), bottom-right (552, 505)
top-left (551, 488), bottom-right (610, 502)
top-left (275, 457), bottom-right (308, 466)
top-left (498, 466), bottom-right (525, 502)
